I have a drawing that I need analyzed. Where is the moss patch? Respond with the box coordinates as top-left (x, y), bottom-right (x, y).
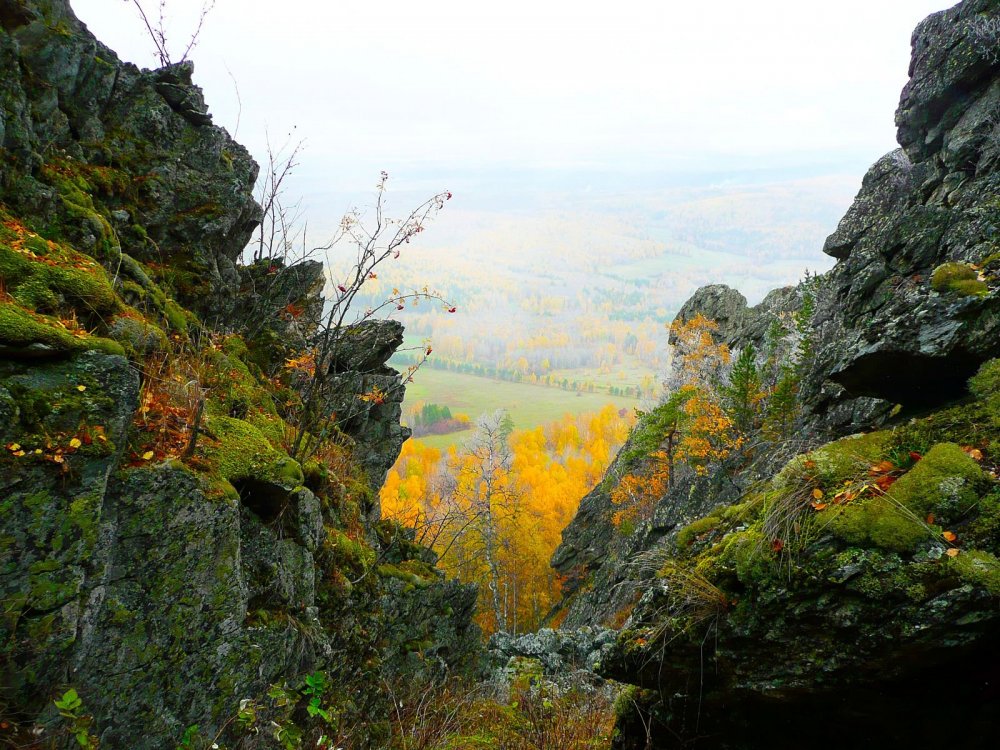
top-left (0, 215), bottom-right (118, 314)
top-left (888, 443), bottom-right (986, 522)
top-left (198, 415), bottom-right (302, 488)
top-left (826, 498), bottom-right (930, 553)
top-left (948, 549), bottom-right (1000, 595)
top-left (775, 430), bottom-right (892, 492)
top-left (931, 262), bottom-right (988, 297)
top-left (0, 301), bottom-right (124, 355)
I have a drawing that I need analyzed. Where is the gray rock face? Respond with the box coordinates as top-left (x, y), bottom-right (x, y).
top-left (0, 0), bottom-right (261, 323)
top-left (551, 3), bottom-right (1000, 748)
top-left (802, 0), bottom-right (1000, 423)
top-left (487, 627), bottom-right (617, 677)
top-left (322, 319), bottom-right (413, 514)
top-left (0, 3), bottom-right (480, 747)
top-left (0, 350), bottom-right (338, 748)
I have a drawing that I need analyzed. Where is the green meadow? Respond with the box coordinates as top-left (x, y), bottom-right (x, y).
top-left (400, 368), bottom-right (637, 450)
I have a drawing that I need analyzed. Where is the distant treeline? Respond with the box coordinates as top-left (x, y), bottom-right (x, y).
top-left (394, 354), bottom-right (647, 398)
top-left (408, 402), bottom-right (472, 437)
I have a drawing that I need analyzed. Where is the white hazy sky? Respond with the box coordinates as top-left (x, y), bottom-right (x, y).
top-left (71, 0), bottom-right (952, 216)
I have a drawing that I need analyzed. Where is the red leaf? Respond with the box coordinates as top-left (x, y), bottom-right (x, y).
top-left (771, 539), bottom-right (784, 553)
top-left (875, 474), bottom-right (897, 491)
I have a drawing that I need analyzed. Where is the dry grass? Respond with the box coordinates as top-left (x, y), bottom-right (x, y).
top-left (384, 676), bottom-right (615, 750)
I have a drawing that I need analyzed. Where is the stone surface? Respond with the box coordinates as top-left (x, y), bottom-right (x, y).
top-left (552, 3), bottom-right (1000, 747)
top-left (0, 0), bottom-right (261, 324)
top-left (0, 3), bottom-right (480, 747)
top-left (321, 319), bottom-right (413, 513)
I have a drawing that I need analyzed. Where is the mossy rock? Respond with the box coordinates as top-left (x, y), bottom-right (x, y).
top-left (201, 346), bottom-right (280, 429)
top-left (0, 301), bottom-right (124, 355)
top-left (969, 358), bottom-right (1000, 430)
top-left (0, 221), bottom-right (119, 314)
top-left (888, 442), bottom-right (987, 521)
top-left (199, 415), bottom-right (303, 488)
top-left (824, 443), bottom-right (985, 552)
top-left (106, 314), bottom-right (168, 355)
top-left (775, 430), bottom-right (892, 492)
top-left (931, 262), bottom-right (988, 297)
top-left (325, 528), bottom-right (377, 572)
top-left (826, 498), bottom-right (930, 553)
top-left (947, 549), bottom-right (1000, 595)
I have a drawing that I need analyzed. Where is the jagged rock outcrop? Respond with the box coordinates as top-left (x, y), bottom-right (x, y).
top-left (552, 286), bottom-right (805, 628)
top-left (0, 0), bottom-right (262, 324)
top-left (487, 627), bottom-right (616, 685)
top-left (323, 319), bottom-right (413, 510)
top-left (0, 2), bottom-right (479, 747)
top-left (803, 0), bottom-right (1000, 424)
top-left (554, 2), bottom-right (1000, 748)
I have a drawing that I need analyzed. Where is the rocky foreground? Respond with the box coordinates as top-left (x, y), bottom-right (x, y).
top-left (552, 1), bottom-right (1000, 747)
top-left (0, 2), bottom-right (477, 747)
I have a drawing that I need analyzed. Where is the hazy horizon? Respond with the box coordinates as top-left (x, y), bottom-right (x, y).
top-left (69, 1), bottom-right (951, 323)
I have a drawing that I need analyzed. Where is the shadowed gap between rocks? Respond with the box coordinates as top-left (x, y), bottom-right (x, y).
top-left (233, 478), bottom-right (290, 525)
top-left (829, 349), bottom-right (984, 410)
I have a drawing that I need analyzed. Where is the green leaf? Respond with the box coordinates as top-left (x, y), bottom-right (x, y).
top-left (55, 688), bottom-right (82, 713)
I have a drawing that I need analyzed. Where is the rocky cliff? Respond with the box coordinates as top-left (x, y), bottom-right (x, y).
top-left (0, 2), bottom-right (477, 747)
top-left (553, 1), bottom-right (1000, 747)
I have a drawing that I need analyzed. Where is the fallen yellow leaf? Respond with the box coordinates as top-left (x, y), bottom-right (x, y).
top-left (812, 488), bottom-right (824, 500)
top-left (946, 548), bottom-right (960, 558)
top-left (142, 450), bottom-right (154, 461)
top-left (76, 385), bottom-right (87, 392)
top-left (942, 530), bottom-right (957, 542)
top-left (69, 438), bottom-right (82, 449)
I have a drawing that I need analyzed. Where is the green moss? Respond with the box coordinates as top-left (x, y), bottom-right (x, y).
top-left (775, 431), bottom-right (892, 491)
top-left (967, 490), bottom-right (1000, 549)
top-left (0, 234), bottom-right (118, 314)
top-left (38, 161), bottom-right (119, 260)
top-left (199, 415), bottom-right (302, 487)
top-left (931, 262), bottom-right (988, 297)
top-left (889, 443), bottom-right (987, 521)
top-left (0, 301), bottom-right (124, 355)
top-left (377, 560), bottom-right (438, 590)
top-left (677, 512), bottom-right (723, 548)
top-left (893, 401), bottom-right (994, 456)
top-left (201, 347), bottom-right (285, 449)
top-left (114, 253), bottom-right (201, 336)
top-left (950, 279), bottom-right (989, 296)
top-left (970, 359), bottom-right (1000, 432)
top-left (948, 549), bottom-right (1000, 595)
top-left (325, 528), bottom-right (377, 571)
top-left (827, 498), bottom-right (929, 553)
top-left (162, 299), bottom-right (192, 334)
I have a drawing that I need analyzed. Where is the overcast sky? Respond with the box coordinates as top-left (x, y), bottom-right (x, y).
top-left (72, 0), bottom-right (950, 212)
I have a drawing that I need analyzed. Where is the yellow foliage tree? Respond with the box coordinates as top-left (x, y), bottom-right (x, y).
top-left (381, 404), bottom-right (633, 634)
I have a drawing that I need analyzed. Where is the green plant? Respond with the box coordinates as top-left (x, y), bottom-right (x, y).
top-left (54, 688), bottom-right (98, 749)
top-left (303, 671), bottom-right (334, 724)
top-left (175, 724), bottom-right (201, 750)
